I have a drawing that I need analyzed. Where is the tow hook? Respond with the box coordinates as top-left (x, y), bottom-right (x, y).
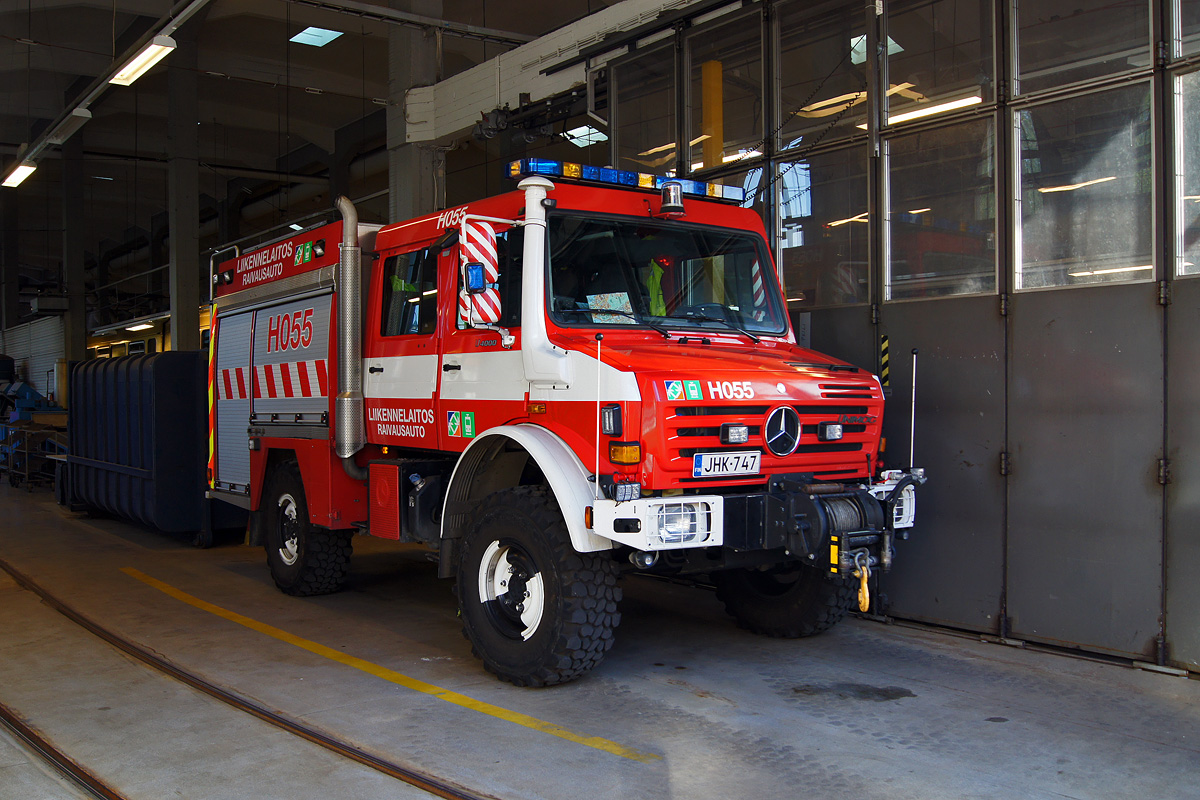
top-left (852, 551), bottom-right (871, 612)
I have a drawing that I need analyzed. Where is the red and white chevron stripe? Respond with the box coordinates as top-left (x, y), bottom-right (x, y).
top-left (218, 360), bottom-right (328, 400)
top-left (218, 367), bottom-right (252, 400)
top-left (460, 221), bottom-right (502, 324)
top-left (254, 360), bottom-right (329, 399)
top-left (751, 259), bottom-right (767, 322)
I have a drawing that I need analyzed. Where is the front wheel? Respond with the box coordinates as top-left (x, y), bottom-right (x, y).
top-left (457, 486), bottom-right (621, 686)
top-left (712, 565), bottom-right (855, 638)
top-left (263, 460), bottom-right (352, 596)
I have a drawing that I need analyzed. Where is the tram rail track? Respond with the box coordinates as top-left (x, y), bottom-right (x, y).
top-left (0, 700), bottom-right (126, 800)
top-left (0, 558), bottom-right (501, 800)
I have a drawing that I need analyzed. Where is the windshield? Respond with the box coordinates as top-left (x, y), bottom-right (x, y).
top-left (546, 214), bottom-right (787, 336)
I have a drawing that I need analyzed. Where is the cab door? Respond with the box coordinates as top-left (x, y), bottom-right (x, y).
top-left (363, 245), bottom-right (449, 449)
top-left (437, 222), bottom-right (527, 451)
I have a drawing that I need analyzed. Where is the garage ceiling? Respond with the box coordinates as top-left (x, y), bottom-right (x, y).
top-left (0, 0), bottom-right (615, 324)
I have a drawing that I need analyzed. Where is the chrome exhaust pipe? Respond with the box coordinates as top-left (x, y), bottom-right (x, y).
top-left (334, 196), bottom-right (367, 479)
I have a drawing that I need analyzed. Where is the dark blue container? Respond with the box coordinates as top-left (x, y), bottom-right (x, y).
top-left (68, 352), bottom-right (235, 534)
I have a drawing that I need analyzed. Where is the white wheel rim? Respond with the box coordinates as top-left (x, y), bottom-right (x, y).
top-left (277, 492), bottom-right (300, 566)
top-left (477, 540), bottom-right (545, 640)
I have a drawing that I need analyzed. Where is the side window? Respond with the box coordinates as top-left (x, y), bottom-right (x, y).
top-left (381, 248), bottom-right (439, 336)
top-left (457, 227), bottom-right (523, 329)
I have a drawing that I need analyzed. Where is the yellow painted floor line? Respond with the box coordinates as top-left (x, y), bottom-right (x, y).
top-left (121, 567), bottom-right (658, 763)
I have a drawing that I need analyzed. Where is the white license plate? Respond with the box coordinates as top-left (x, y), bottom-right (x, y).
top-left (692, 451), bottom-right (761, 478)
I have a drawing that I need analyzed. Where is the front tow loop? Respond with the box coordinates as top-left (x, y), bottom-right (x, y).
top-left (852, 551), bottom-right (871, 612)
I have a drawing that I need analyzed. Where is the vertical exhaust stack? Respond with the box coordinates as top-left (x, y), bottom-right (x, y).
top-left (335, 196), bottom-right (367, 479)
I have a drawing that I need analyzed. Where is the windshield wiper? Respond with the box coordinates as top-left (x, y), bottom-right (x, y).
top-left (589, 309), bottom-right (672, 339)
top-left (661, 310), bottom-right (760, 343)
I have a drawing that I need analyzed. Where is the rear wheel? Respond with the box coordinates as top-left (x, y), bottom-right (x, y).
top-left (263, 461), bottom-right (352, 596)
top-left (457, 486), bottom-right (621, 686)
top-left (712, 565), bottom-right (855, 638)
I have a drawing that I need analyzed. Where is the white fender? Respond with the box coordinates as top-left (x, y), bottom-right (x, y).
top-left (441, 424), bottom-right (613, 552)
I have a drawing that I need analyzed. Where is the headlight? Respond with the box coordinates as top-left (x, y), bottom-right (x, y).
top-left (655, 502), bottom-right (701, 544)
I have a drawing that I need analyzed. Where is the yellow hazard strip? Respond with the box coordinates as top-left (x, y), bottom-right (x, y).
top-left (120, 567), bottom-right (658, 763)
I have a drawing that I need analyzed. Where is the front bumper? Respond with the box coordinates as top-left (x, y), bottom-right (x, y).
top-left (591, 469), bottom-right (924, 573)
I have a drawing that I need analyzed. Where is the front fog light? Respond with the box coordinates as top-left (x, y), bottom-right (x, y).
top-left (655, 502), bottom-right (701, 544)
top-left (818, 422), bottom-right (843, 441)
top-left (610, 481), bottom-right (641, 502)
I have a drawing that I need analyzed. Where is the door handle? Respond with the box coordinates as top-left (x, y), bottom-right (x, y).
top-left (368, 365), bottom-right (384, 374)
top-left (442, 363), bottom-right (461, 372)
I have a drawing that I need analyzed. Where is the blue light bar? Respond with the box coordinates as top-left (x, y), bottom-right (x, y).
top-left (506, 159), bottom-right (746, 204)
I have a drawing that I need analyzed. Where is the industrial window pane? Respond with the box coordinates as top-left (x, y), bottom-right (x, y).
top-left (613, 46), bottom-right (677, 174)
top-left (779, 146), bottom-right (869, 308)
top-left (887, 0), bottom-right (992, 125)
top-left (777, 2), bottom-right (868, 151)
top-left (888, 118), bottom-right (996, 299)
top-left (686, 12), bottom-right (764, 173)
top-left (1181, 0), bottom-right (1200, 57)
top-left (1016, 0), bottom-right (1149, 94)
top-left (1016, 84), bottom-right (1153, 290)
top-left (1176, 70), bottom-right (1200, 277)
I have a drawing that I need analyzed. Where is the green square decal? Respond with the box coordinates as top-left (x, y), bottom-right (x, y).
top-left (462, 411), bottom-right (475, 438)
top-left (684, 380), bottom-right (703, 400)
top-left (303, 241), bottom-right (313, 263)
top-left (665, 380), bottom-right (683, 401)
top-left (447, 411), bottom-right (460, 437)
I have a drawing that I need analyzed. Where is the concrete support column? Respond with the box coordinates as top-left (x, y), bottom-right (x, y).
top-left (62, 135), bottom-right (88, 361)
top-left (388, 1), bottom-right (441, 221)
top-left (168, 32), bottom-right (201, 352)
top-left (1, 192), bottom-right (19, 331)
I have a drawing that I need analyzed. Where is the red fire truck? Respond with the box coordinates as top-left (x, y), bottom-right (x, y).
top-left (208, 159), bottom-right (924, 686)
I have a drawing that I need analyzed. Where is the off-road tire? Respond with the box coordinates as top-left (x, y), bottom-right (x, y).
top-left (713, 565), bottom-right (855, 638)
top-left (263, 460), bottom-right (352, 596)
top-left (457, 486), bottom-right (621, 686)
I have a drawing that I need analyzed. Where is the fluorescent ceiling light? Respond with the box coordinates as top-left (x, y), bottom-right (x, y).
top-left (638, 136), bottom-right (708, 157)
top-left (290, 27), bottom-right (344, 47)
top-left (907, 208), bottom-right (931, 214)
top-left (126, 323), bottom-right (155, 331)
top-left (110, 35), bottom-right (177, 86)
top-left (564, 125), bottom-right (608, 148)
top-left (1038, 176), bottom-right (1116, 194)
top-left (828, 212), bottom-right (868, 227)
top-left (2, 161), bottom-right (37, 188)
top-left (691, 150), bottom-right (765, 170)
top-left (289, 223), bottom-right (304, 231)
top-left (798, 83), bottom-right (924, 119)
top-left (46, 108), bottom-right (92, 145)
top-left (858, 93), bottom-right (983, 129)
top-left (850, 34), bottom-right (903, 65)
top-left (1067, 264), bottom-right (1153, 277)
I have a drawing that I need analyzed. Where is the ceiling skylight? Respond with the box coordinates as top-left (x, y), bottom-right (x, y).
top-left (563, 126), bottom-right (608, 148)
top-left (290, 27), bottom-right (344, 47)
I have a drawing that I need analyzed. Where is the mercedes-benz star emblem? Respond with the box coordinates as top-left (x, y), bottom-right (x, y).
top-left (764, 406), bottom-right (801, 457)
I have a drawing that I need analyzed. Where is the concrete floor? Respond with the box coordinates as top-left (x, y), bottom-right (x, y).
top-left (1, 482), bottom-right (1198, 800)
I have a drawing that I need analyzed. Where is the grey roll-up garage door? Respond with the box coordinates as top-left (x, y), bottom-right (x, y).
top-left (1, 317), bottom-right (65, 397)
